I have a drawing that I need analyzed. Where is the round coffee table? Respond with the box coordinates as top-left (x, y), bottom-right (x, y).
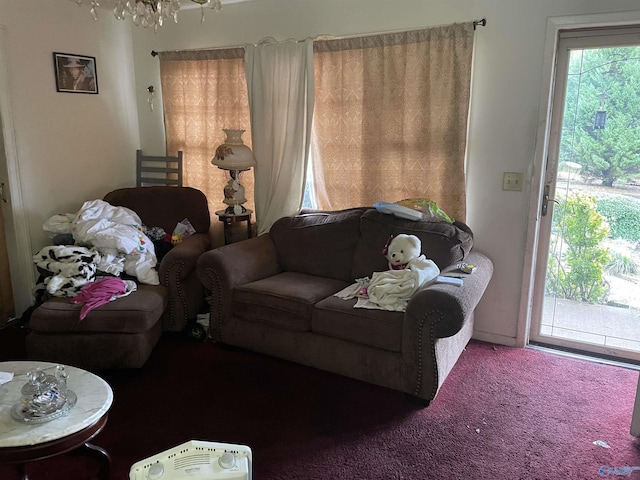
top-left (0, 361), bottom-right (113, 479)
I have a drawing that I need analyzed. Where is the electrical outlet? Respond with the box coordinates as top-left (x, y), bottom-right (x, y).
top-left (503, 172), bottom-right (524, 191)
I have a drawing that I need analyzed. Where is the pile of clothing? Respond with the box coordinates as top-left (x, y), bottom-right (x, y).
top-left (34, 199), bottom-right (160, 319)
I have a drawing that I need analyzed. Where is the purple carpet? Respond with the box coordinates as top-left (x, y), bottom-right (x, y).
top-left (2, 337), bottom-right (639, 479)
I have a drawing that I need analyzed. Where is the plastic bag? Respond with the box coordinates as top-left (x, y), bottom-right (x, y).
top-left (395, 198), bottom-right (454, 223)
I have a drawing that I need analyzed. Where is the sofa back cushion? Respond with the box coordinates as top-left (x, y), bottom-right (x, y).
top-left (351, 209), bottom-right (473, 279)
top-left (270, 208), bottom-right (368, 282)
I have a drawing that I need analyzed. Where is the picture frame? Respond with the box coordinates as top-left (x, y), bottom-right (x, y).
top-left (53, 52), bottom-right (98, 94)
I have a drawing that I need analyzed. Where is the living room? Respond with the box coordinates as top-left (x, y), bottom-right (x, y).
top-left (1, 1), bottom-right (640, 478)
top-left (1, 0), bottom-right (638, 351)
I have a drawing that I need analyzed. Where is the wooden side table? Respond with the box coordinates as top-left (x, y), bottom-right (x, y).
top-left (216, 209), bottom-right (253, 245)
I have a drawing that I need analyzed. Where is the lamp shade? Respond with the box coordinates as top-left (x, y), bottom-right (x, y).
top-left (212, 129), bottom-right (256, 170)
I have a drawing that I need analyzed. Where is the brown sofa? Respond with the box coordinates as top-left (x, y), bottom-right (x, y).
top-left (26, 186), bottom-right (211, 369)
top-left (197, 208), bottom-right (493, 405)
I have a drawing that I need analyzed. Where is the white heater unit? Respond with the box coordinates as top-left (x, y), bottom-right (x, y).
top-left (129, 440), bottom-right (252, 480)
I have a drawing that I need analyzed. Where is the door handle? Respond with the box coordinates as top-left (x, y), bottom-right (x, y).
top-left (541, 184), bottom-right (560, 216)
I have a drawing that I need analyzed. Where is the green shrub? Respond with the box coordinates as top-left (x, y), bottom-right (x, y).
top-left (596, 196), bottom-right (640, 242)
top-left (546, 194), bottom-right (611, 303)
top-left (606, 251), bottom-right (639, 276)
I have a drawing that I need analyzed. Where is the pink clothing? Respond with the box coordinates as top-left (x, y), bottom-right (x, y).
top-left (69, 277), bottom-right (129, 320)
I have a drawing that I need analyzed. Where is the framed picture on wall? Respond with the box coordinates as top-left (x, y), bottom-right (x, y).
top-left (53, 52), bottom-right (98, 94)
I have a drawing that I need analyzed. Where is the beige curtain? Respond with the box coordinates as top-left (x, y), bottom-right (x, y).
top-left (312, 22), bottom-right (475, 221)
top-left (159, 49), bottom-right (254, 219)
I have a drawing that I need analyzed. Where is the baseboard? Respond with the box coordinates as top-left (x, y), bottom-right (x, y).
top-left (472, 330), bottom-right (519, 347)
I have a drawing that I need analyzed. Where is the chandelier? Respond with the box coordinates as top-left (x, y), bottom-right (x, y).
top-left (77, 0), bottom-right (222, 29)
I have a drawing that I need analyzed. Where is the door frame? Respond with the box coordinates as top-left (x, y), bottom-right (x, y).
top-left (518, 11), bottom-right (640, 348)
top-left (0, 25), bottom-right (36, 318)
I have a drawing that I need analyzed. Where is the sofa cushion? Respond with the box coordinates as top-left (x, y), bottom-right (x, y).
top-left (233, 272), bottom-right (349, 332)
top-left (352, 209), bottom-right (473, 279)
top-left (269, 208), bottom-right (368, 283)
top-left (312, 295), bottom-right (403, 352)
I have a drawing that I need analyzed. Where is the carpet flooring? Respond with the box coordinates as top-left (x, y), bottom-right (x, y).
top-left (1, 335), bottom-right (640, 479)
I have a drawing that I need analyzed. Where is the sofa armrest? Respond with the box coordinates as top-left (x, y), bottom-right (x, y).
top-left (196, 234), bottom-right (280, 340)
top-left (197, 234), bottom-right (279, 288)
top-left (158, 232), bottom-right (211, 330)
top-left (402, 251), bottom-right (493, 401)
top-left (159, 233), bottom-right (211, 283)
top-left (404, 251), bottom-right (493, 340)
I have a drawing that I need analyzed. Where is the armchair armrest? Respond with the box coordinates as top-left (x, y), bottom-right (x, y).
top-left (196, 234), bottom-right (280, 341)
top-left (159, 233), bottom-right (211, 282)
top-left (158, 232), bottom-right (211, 331)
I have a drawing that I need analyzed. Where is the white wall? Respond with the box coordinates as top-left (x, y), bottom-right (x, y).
top-left (130, 0), bottom-right (640, 346)
top-left (0, 0), bottom-right (140, 316)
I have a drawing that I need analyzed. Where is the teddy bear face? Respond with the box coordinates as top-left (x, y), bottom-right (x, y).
top-left (385, 234), bottom-right (422, 269)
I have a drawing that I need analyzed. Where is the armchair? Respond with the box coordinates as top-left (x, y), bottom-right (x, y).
top-left (102, 186), bottom-right (211, 332)
top-left (26, 186), bottom-right (211, 370)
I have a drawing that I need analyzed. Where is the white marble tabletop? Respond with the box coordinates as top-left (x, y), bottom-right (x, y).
top-left (0, 361), bottom-right (113, 448)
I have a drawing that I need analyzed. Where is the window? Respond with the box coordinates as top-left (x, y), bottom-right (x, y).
top-left (160, 22), bottom-right (475, 222)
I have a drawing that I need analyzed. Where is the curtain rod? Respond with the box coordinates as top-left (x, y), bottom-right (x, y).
top-left (150, 17), bottom-right (487, 57)
top-left (473, 18), bottom-right (487, 30)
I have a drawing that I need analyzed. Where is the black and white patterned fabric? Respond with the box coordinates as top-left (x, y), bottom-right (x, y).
top-left (33, 245), bottom-right (100, 297)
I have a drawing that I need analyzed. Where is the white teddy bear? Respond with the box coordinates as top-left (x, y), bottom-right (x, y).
top-left (383, 233), bottom-right (422, 270)
top-left (362, 233), bottom-right (442, 311)
top-left (335, 233), bottom-right (444, 312)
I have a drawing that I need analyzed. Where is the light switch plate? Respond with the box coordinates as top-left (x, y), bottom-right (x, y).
top-left (503, 172), bottom-right (524, 191)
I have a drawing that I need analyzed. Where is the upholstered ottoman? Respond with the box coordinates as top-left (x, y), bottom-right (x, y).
top-left (26, 285), bottom-right (167, 370)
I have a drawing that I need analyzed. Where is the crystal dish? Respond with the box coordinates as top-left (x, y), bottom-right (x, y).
top-left (10, 390), bottom-right (77, 424)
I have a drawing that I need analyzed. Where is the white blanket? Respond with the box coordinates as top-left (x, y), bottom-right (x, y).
top-left (335, 255), bottom-right (440, 312)
top-left (72, 199), bottom-right (159, 285)
top-left (366, 255), bottom-right (440, 311)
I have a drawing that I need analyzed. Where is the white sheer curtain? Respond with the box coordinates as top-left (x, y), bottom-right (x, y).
top-left (244, 38), bottom-right (315, 234)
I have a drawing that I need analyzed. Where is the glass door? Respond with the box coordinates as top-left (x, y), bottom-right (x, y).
top-left (530, 28), bottom-right (640, 362)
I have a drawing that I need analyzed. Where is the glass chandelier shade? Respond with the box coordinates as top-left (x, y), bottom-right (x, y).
top-left (77, 0), bottom-right (222, 29)
top-left (113, 0), bottom-right (181, 28)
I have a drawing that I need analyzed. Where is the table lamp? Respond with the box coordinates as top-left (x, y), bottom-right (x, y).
top-left (211, 129), bottom-right (256, 215)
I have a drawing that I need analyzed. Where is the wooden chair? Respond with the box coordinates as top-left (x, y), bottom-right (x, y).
top-left (136, 150), bottom-right (183, 187)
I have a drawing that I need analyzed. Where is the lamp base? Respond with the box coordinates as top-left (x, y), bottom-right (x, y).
top-left (225, 204), bottom-right (247, 215)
